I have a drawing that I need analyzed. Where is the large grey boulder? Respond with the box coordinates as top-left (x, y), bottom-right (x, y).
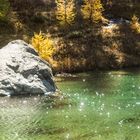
top-left (0, 40), bottom-right (56, 96)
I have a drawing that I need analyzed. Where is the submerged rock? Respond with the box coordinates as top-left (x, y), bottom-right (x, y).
top-left (0, 40), bottom-right (56, 96)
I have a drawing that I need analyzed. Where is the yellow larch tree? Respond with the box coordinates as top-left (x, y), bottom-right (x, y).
top-left (55, 0), bottom-right (76, 26)
top-left (81, 0), bottom-right (104, 23)
top-left (31, 32), bottom-right (55, 61)
top-left (130, 15), bottom-right (140, 33)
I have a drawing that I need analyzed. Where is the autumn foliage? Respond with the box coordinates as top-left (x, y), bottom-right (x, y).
top-left (130, 15), bottom-right (140, 34)
top-left (81, 0), bottom-right (104, 23)
top-left (31, 32), bottom-right (55, 61)
top-left (55, 0), bottom-right (76, 26)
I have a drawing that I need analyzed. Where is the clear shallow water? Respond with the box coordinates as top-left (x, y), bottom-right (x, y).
top-left (0, 69), bottom-right (140, 140)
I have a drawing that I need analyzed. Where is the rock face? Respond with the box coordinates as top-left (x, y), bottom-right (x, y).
top-left (0, 40), bottom-right (56, 96)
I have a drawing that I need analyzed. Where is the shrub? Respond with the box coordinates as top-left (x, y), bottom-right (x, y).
top-left (31, 31), bottom-right (55, 61)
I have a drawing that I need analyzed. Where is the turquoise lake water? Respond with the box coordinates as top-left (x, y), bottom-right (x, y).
top-left (0, 69), bottom-right (140, 140)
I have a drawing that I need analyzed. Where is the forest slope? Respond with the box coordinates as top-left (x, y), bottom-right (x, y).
top-left (0, 0), bottom-right (140, 72)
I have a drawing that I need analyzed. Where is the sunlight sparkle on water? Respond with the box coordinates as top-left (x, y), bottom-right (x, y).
top-left (82, 79), bottom-right (86, 82)
top-left (23, 100), bottom-right (27, 104)
top-left (118, 107), bottom-right (121, 110)
top-left (107, 112), bottom-right (110, 118)
top-left (83, 115), bottom-right (87, 118)
top-left (125, 104), bottom-right (131, 108)
top-left (69, 104), bottom-right (72, 108)
top-left (132, 85), bottom-right (136, 88)
top-left (99, 112), bottom-right (103, 116)
top-left (136, 102), bottom-right (140, 105)
top-left (66, 133), bottom-right (70, 139)
top-left (1, 70), bottom-right (140, 140)
top-left (118, 120), bottom-right (123, 127)
top-left (79, 101), bottom-right (85, 112)
top-left (80, 102), bottom-right (84, 106)
top-left (95, 92), bottom-right (99, 96)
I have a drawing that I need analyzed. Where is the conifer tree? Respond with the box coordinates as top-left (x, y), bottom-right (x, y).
top-left (81, 0), bottom-right (104, 23)
top-left (55, 0), bottom-right (76, 26)
top-left (31, 32), bottom-right (55, 61)
top-left (130, 15), bottom-right (140, 33)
